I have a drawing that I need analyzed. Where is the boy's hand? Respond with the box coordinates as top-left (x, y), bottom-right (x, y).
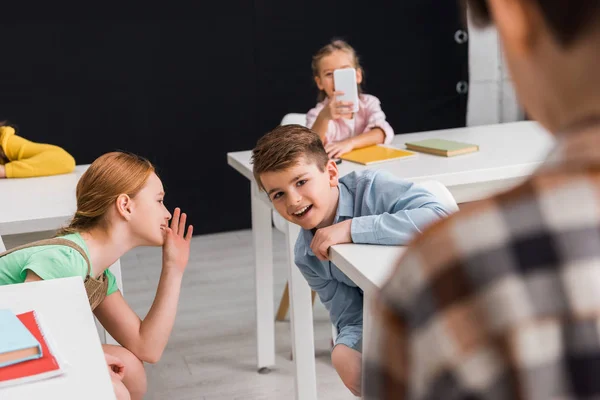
top-left (325, 139), bottom-right (354, 159)
top-left (311, 219), bottom-right (353, 261)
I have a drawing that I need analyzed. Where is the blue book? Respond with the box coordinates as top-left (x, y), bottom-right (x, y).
top-left (0, 309), bottom-right (42, 368)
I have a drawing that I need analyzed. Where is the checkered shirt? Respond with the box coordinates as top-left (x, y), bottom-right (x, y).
top-left (364, 127), bottom-right (600, 400)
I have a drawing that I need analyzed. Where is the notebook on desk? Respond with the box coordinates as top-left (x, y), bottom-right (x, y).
top-left (340, 145), bottom-right (416, 165)
top-left (0, 309), bottom-right (42, 368)
top-left (0, 310), bottom-right (64, 388)
top-left (405, 138), bottom-right (479, 157)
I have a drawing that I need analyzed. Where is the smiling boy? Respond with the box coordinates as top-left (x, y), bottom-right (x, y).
top-left (252, 124), bottom-right (451, 396)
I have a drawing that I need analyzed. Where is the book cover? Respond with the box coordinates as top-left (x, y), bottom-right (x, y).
top-left (340, 145), bottom-right (416, 165)
top-left (0, 311), bottom-right (64, 388)
top-left (0, 309), bottom-right (42, 368)
top-left (405, 138), bottom-right (479, 157)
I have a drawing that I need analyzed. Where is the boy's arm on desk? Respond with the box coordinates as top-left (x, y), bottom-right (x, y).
top-left (351, 172), bottom-right (450, 246)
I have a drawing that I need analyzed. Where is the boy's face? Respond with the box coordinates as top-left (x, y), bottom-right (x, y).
top-left (261, 157), bottom-right (339, 230)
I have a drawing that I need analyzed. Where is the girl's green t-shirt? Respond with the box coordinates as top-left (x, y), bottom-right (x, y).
top-left (0, 232), bottom-right (118, 296)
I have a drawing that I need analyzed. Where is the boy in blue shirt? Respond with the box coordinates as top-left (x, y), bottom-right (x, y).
top-left (252, 125), bottom-right (450, 396)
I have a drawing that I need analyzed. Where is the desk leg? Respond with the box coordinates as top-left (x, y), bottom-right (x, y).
top-left (251, 183), bottom-right (275, 372)
top-left (285, 221), bottom-right (318, 400)
top-left (362, 293), bottom-right (374, 392)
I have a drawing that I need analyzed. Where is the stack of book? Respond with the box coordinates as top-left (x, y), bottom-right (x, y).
top-left (0, 309), bottom-right (65, 388)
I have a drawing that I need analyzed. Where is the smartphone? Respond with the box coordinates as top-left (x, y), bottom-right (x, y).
top-left (333, 68), bottom-right (359, 112)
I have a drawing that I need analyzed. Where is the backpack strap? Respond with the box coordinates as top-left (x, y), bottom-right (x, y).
top-left (0, 238), bottom-right (93, 278)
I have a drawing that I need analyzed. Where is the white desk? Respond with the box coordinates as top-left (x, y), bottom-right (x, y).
top-left (226, 121), bottom-right (554, 400)
top-left (0, 165), bottom-right (89, 236)
top-left (0, 277), bottom-right (116, 400)
top-left (329, 244), bottom-right (406, 296)
top-left (329, 244), bottom-right (406, 364)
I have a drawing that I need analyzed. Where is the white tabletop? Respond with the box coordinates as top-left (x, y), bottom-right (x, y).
top-left (0, 277), bottom-right (115, 400)
top-left (329, 244), bottom-right (407, 295)
top-left (228, 121), bottom-right (555, 189)
top-left (0, 165), bottom-right (89, 235)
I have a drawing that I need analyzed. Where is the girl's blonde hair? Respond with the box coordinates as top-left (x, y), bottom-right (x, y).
top-left (56, 151), bottom-right (155, 236)
top-left (311, 39), bottom-right (364, 102)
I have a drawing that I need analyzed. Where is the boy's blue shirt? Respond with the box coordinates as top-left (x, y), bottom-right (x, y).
top-left (294, 169), bottom-right (450, 348)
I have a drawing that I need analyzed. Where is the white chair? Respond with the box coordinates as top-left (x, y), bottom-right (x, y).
top-left (414, 180), bottom-right (460, 214)
top-left (280, 113), bottom-right (307, 127)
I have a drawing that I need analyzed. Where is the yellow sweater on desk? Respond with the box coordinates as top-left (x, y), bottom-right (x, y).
top-left (0, 126), bottom-right (75, 178)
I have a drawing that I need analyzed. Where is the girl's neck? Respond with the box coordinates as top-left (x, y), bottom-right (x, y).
top-left (79, 226), bottom-right (135, 277)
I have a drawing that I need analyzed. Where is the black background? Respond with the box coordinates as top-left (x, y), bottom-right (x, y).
top-left (0, 3), bottom-right (468, 234)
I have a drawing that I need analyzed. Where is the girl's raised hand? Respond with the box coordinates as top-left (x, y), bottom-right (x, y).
top-left (324, 91), bottom-right (354, 120)
top-left (162, 207), bottom-right (193, 274)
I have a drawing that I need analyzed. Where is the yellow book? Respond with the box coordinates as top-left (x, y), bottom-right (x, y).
top-left (340, 145), bottom-right (416, 165)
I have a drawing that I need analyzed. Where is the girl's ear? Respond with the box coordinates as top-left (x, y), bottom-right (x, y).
top-left (115, 194), bottom-right (133, 220)
top-left (356, 68), bottom-right (363, 85)
top-left (315, 75), bottom-right (324, 90)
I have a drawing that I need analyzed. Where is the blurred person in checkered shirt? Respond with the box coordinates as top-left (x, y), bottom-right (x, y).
top-left (364, 0), bottom-right (600, 399)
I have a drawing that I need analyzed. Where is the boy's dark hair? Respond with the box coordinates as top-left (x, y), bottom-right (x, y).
top-left (252, 125), bottom-right (329, 191)
top-left (465, 0), bottom-right (600, 46)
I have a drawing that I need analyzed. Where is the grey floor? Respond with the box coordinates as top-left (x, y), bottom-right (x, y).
top-left (4, 229), bottom-right (355, 400)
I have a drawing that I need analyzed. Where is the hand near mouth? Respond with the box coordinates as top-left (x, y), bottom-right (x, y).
top-left (162, 207), bottom-right (194, 274)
